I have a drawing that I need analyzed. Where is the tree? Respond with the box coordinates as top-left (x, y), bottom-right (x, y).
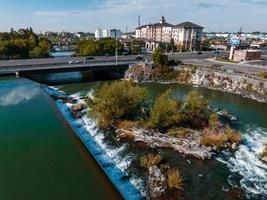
top-left (209, 113), bottom-right (220, 131)
top-left (0, 28), bottom-right (50, 59)
top-left (78, 38), bottom-right (124, 56)
top-left (152, 47), bottom-right (169, 74)
top-left (149, 90), bottom-right (182, 129)
top-left (169, 38), bottom-right (176, 53)
top-left (181, 91), bottom-right (208, 128)
top-left (89, 81), bottom-right (148, 126)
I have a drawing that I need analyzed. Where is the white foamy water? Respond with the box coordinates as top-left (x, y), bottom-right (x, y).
top-left (62, 90), bottom-right (146, 196)
top-left (217, 126), bottom-right (267, 198)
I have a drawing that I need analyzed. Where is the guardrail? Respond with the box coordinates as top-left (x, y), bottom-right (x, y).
top-left (0, 59), bottom-right (138, 73)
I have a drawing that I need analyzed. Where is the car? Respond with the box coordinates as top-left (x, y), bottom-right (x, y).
top-left (68, 60), bottom-right (80, 64)
top-left (85, 56), bottom-right (94, 60)
top-left (135, 56), bottom-right (145, 61)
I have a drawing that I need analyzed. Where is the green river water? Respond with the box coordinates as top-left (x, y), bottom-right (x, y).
top-left (0, 77), bottom-right (122, 200)
top-left (1, 72), bottom-right (267, 200)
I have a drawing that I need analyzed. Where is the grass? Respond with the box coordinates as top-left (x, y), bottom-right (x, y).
top-left (140, 153), bottom-right (162, 169)
top-left (200, 133), bottom-right (225, 148)
top-left (216, 57), bottom-right (239, 63)
top-left (262, 145), bottom-right (267, 158)
top-left (166, 169), bottom-right (183, 190)
top-left (258, 72), bottom-right (267, 79)
top-left (224, 126), bottom-right (242, 144)
top-left (200, 126), bottom-right (242, 149)
top-left (117, 120), bottom-right (136, 129)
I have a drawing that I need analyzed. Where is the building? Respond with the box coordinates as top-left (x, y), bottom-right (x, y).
top-left (110, 29), bottom-right (123, 39)
top-left (94, 28), bottom-right (110, 40)
top-left (229, 47), bottom-right (262, 62)
top-left (102, 30), bottom-right (109, 38)
top-left (135, 16), bottom-right (203, 51)
top-left (95, 28), bottom-right (103, 40)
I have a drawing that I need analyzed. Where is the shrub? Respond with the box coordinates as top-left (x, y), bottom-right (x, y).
top-left (117, 120), bottom-right (137, 130)
top-left (200, 126), bottom-right (242, 149)
top-left (166, 169), bottom-right (183, 190)
top-left (262, 146), bottom-right (267, 158)
top-left (181, 91), bottom-right (208, 129)
top-left (200, 133), bottom-right (226, 148)
top-left (89, 81), bottom-right (148, 126)
top-left (140, 153), bottom-right (162, 169)
top-left (149, 90), bottom-right (182, 129)
top-left (209, 113), bottom-right (220, 131)
top-left (224, 126), bottom-right (242, 144)
top-left (258, 72), bottom-right (267, 79)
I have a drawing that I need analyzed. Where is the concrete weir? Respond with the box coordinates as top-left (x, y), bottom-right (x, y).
top-left (44, 86), bottom-right (145, 200)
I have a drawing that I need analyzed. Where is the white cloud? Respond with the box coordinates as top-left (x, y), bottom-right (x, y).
top-left (2, 0), bottom-right (267, 32)
top-left (0, 86), bottom-right (39, 106)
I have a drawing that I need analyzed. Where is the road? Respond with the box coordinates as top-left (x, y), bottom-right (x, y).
top-left (0, 51), bottom-right (266, 75)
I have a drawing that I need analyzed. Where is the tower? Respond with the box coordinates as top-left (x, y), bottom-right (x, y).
top-left (160, 16), bottom-right (166, 24)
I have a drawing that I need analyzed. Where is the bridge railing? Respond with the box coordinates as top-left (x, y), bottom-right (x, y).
top-left (0, 59), bottom-right (138, 73)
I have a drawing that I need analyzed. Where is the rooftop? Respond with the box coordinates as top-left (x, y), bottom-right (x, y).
top-left (136, 17), bottom-right (203, 29)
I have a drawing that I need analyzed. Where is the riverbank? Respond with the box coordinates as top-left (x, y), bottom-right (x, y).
top-left (43, 85), bottom-right (145, 200)
top-left (125, 64), bottom-right (267, 104)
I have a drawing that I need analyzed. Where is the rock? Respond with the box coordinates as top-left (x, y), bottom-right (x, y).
top-left (231, 143), bottom-right (237, 151)
top-left (71, 104), bottom-right (86, 118)
top-left (116, 128), bottom-right (213, 160)
top-left (148, 166), bottom-right (166, 199)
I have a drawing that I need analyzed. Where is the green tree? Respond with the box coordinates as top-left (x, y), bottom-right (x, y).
top-left (170, 38), bottom-right (176, 52)
top-left (149, 90), bottom-right (182, 129)
top-left (89, 81), bottom-right (148, 126)
top-left (152, 47), bottom-right (169, 74)
top-left (181, 91), bottom-right (208, 128)
top-left (209, 113), bottom-right (220, 131)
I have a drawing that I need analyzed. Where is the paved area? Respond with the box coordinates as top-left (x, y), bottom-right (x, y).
top-left (0, 51), bottom-right (266, 75)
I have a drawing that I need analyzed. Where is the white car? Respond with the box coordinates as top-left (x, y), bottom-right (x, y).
top-left (68, 60), bottom-right (80, 64)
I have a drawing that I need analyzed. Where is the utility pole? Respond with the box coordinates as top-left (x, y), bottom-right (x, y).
top-left (138, 15), bottom-right (141, 27)
top-left (115, 30), bottom-right (118, 65)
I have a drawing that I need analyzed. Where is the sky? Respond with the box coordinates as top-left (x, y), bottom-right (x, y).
top-left (0, 0), bottom-right (267, 33)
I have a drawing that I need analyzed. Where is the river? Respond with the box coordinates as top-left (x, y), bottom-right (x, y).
top-left (1, 71), bottom-right (267, 200)
top-left (54, 76), bottom-right (267, 200)
top-left (0, 77), bottom-right (122, 200)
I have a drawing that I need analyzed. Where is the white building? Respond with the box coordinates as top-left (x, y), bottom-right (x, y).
top-left (136, 16), bottom-right (204, 51)
top-left (102, 29), bottom-right (109, 38)
top-left (95, 28), bottom-right (103, 40)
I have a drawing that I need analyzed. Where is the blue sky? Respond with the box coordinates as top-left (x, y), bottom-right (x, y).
top-left (0, 0), bottom-right (267, 33)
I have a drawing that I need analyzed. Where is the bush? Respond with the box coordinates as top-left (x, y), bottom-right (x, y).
top-left (209, 113), bottom-right (220, 131)
top-left (200, 132), bottom-right (226, 148)
top-left (181, 91), bottom-right (208, 129)
top-left (258, 72), bottom-right (267, 79)
top-left (117, 120), bottom-right (137, 130)
top-left (140, 153), bottom-right (162, 169)
top-left (200, 126), bottom-right (242, 149)
top-left (262, 145), bottom-right (267, 158)
top-left (166, 169), bottom-right (183, 190)
top-left (89, 81), bottom-right (148, 126)
top-left (149, 90), bottom-right (182, 129)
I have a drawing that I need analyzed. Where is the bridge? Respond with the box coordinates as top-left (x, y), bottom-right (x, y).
top-left (0, 57), bottom-right (140, 76)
